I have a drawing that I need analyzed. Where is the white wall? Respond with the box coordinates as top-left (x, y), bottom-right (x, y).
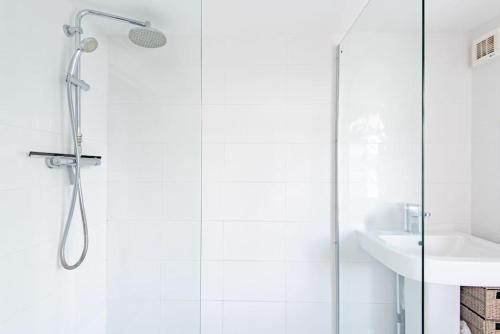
top-left (201, 32), bottom-right (335, 334)
top-left (425, 33), bottom-right (472, 234)
top-left (0, 3), bottom-right (108, 334)
top-left (470, 15), bottom-right (500, 243)
top-left (106, 30), bottom-right (202, 334)
top-left (106, 33), bottom-right (336, 334)
top-left (0, 3), bottom-right (340, 334)
top-left (105, 31), bottom-right (336, 334)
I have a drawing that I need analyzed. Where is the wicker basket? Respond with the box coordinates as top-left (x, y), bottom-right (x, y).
top-left (461, 305), bottom-right (500, 334)
top-left (461, 287), bottom-right (500, 320)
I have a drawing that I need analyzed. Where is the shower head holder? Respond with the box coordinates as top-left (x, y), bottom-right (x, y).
top-left (63, 24), bottom-right (83, 37)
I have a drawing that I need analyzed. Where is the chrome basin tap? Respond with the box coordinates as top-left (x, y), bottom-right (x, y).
top-left (403, 203), bottom-right (429, 234)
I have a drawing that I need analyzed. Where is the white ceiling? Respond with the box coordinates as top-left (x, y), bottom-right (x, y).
top-left (77, 0), bottom-right (500, 40)
top-left (79, 0), bottom-right (368, 37)
top-left (202, 0), bottom-right (368, 36)
top-left (427, 0), bottom-right (500, 32)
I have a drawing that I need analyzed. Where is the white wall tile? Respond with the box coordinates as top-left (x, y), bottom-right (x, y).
top-left (164, 182), bottom-right (201, 221)
top-left (286, 65), bottom-right (332, 105)
top-left (164, 142), bottom-right (201, 182)
top-left (471, 20), bottom-right (500, 243)
top-left (285, 182), bottom-right (330, 222)
top-left (202, 222), bottom-right (224, 260)
top-left (425, 143), bottom-right (471, 184)
top-left (202, 261), bottom-right (224, 300)
top-left (162, 301), bottom-right (200, 334)
top-left (202, 182), bottom-right (223, 221)
top-left (286, 262), bottom-right (331, 302)
top-left (0, 242), bottom-right (57, 325)
top-left (223, 105), bottom-right (286, 143)
top-left (287, 35), bottom-right (335, 65)
top-left (161, 222), bottom-right (202, 260)
top-left (286, 302), bottom-right (332, 334)
top-left (202, 143), bottom-right (225, 181)
top-left (108, 143), bottom-right (163, 182)
top-left (224, 35), bottom-right (287, 66)
top-left (223, 144), bottom-right (287, 182)
top-left (223, 302), bottom-right (286, 334)
top-left (107, 260), bottom-right (161, 301)
top-left (285, 223), bottom-right (331, 261)
top-left (161, 261), bottom-right (200, 301)
top-left (426, 183), bottom-right (470, 227)
top-left (0, 188), bottom-right (61, 256)
top-left (282, 105), bottom-right (332, 143)
top-left (107, 301), bottom-right (162, 334)
top-left (201, 302), bottom-right (223, 334)
top-left (202, 67), bottom-right (226, 105)
top-left (222, 183), bottom-right (286, 221)
top-left (224, 262), bottom-right (286, 301)
top-left (202, 105), bottom-right (226, 143)
top-left (108, 104), bottom-right (201, 144)
top-left (107, 220), bottom-right (162, 260)
top-left (224, 222), bottom-right (285, 260)
top-left (225, 65), bottom-right (286, 105)
top-left (108, 181), bottom-right (164, 220)
top-left (286, 143), bottom-right (332, 181)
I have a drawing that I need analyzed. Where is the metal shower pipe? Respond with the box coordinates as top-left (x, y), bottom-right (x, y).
top-left (64, 10), bottom-right (150, 148)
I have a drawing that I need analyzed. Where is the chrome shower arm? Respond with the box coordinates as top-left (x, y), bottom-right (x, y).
top-left (64, 10), bottom-right (150, 37)
top-left (75, 9), bottom-right (150, 28)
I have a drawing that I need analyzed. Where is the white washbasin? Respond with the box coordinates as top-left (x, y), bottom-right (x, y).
top-left (357, 231), bottom-right (500, 286)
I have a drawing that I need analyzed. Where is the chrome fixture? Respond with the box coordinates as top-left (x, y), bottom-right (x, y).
top-left (396, 274), bottom-right (405, 334)
top-left (46, 156), bottom-right (101, 169)
top-left (58, 9), bottom-right (167, 271)
top-left (66, 37), bottom-right (98, 92)
top-left (28, 151), bottom-right (102, 169)
top-left (403, 203), bottom-right (430, 234)
top-left (63, 9), bottom-right (167, 48)
top-left (129, 27), bottom-right (167, 48)
top-left (403, 203), bottom-right (420, 233)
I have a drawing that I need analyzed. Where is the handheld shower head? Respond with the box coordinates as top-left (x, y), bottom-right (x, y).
top-left (67, 37), bottom-right (99, 78)
top-left (79, 37), bottom-right (98, 53)
top-left (128, 27), bottom-right (166, 48)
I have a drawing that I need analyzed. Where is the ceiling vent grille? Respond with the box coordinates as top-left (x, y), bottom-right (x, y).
top-left (472, 30), bottom-right (499, 67)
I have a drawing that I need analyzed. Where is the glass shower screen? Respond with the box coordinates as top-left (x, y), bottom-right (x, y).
top-left (336, 0), bottom-right (424, 333)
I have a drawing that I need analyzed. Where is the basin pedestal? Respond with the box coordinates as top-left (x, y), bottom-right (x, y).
top-left (405, 278), bottom-right (460, 334)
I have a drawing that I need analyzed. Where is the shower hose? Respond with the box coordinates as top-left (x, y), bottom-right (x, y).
top-left (59, 77), bottom-right (89, 270)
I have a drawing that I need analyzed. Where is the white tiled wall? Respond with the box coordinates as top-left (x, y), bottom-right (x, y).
top-left (106, 32), bottom-right (334, 334)
top-left (0, 3), bottom-right (108, 333)
top-left (1, 4), bottom-right (337, 334)
top-left (106, 29), bottom-right (202, 334)
top-left (425, 33), bottom-right (472, 234)
top-left (470, 15), bottom-right (500, 243)
top-left (201, 33), bottom-right (334, 334)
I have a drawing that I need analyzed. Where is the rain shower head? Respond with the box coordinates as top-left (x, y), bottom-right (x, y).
top-left (128, 26), bottom-right (167, 48)
top-left (79, 37), bottom-right (99, 52)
